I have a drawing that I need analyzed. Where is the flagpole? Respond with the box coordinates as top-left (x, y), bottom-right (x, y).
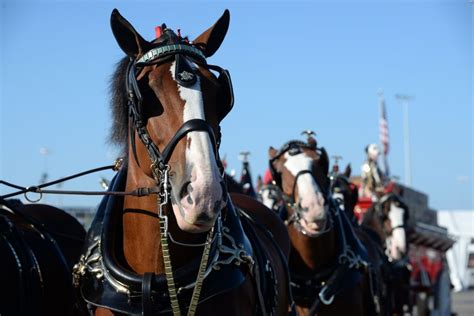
top-left (378, 91), bottom-right (389, 179)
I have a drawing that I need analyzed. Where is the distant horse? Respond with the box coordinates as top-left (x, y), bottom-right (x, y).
top-left (361, 191), bottom-right (412, 315)
top-left (257, 169), bottom-right (284, 214)
top-left (331, 168), bottom-right (393, 315)
top-left (73, 9), bottom-right (290, 315)
top-left (0, 198), bottom-right (86, 316)
top-left (330, 165), bottom-right (358, 223)
top-left (258, 183), bottom-right (284, 213)
top-left (268, 136), bottom-right (373, 315)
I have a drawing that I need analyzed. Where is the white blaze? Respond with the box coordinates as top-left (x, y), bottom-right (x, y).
top-left (388, 203), bottom-right (406, 259)
top-left (284, 152), bottom-right (326, 228)
top-left (169, 61), bottom-right (224, 229)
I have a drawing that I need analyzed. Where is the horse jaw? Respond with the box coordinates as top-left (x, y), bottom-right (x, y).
top-left (388, 203), bottom-right (407, 259)
top-left (284, 152), bottom-right (327, 234)
top-left (169, 61), bottom-right (225, 233)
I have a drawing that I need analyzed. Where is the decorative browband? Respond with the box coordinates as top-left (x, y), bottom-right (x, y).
top-left (137, 44), bottom-right (206, 64)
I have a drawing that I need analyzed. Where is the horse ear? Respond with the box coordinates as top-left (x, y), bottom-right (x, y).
top-left (343, 164), bottom-right (352, 177)
top-left (193, 10), bottom-right (230, 57)
top-left (307, 136), bottom-right (317, 148)
top-left (110, 9), bottom-right (149, 58)
top-left (269, 146), bottom-right (278, 159)
top-left (318, 147), bottom-right (330, 176)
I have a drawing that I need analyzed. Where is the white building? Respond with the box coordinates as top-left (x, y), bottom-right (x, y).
top-left (437, 210), bottom-right (474, 291)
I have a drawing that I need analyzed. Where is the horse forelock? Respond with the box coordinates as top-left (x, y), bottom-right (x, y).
top-left (109, 57), bottom-right (130, 155)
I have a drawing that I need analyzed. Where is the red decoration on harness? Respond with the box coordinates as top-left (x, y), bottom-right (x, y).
top-left (263, 169), bottom-right (273, 185)
top-left (155, 26), bottom-right (162, 39)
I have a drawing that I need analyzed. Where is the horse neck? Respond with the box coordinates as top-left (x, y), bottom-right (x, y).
top-left (122, 148), bottom-right (208, 274)
top-left (287, 212), bottom-right (338, 274)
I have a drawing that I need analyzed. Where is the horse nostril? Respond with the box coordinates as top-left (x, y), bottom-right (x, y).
top-left (187, 195), bottom-right (193, 205)
top-left (196, 212), bottom-right (212, 223)
top-left (180, 181), bottom-right (192, 199)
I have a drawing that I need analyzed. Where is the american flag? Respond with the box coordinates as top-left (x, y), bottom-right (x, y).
top-left (379, 96), bottom-right (389, 155)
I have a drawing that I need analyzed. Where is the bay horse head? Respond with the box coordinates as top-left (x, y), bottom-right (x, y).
top-left (257, 169), bottom-right (284, 213)
top-left (268, 136), bottom-right (330, 236)
top-left (361, 189), bottom-right (409, 261)
top-left (110, 9), bottom-right (232, 233)
top-left (377, 193), bottom-right (409, 260)
top-left (258, 183), bottom-right (283, 212)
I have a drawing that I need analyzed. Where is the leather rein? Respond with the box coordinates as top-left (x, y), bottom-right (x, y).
top-left (0, 159), bottom-right (153, 203)
top-left (269, 142), bottom-right (332, 236)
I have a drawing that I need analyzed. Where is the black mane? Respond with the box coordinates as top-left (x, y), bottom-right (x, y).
top-left (109, 57), bottom-right (130, 154)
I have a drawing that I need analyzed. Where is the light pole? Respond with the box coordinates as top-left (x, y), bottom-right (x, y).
top-left (395, 94), bottom-right (414, 187)
top-left (39, 147), bottom-right (50, 184)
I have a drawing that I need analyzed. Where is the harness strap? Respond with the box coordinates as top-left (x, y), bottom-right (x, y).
top-left (142, 272), bottom-right (154, 316)
top-left (390, 224), bottom-right (406, 233)
top-left (161, 119), bottom-right (217, 164)
top-left (291, 169), bottom-right (313, 204)
top-left (238, 208), bottom-right (295, 315)
top-left (367, 264), bottom-right (381, 315)
top-left (251, 252), bottom-right (268, 315)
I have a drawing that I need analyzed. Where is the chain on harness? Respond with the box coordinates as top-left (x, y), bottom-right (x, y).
top-left (125, 26), bottom-right (233, 316)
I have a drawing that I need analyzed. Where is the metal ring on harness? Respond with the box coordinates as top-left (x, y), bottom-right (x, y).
top-left (24, 187), bottom-right (43, 203)
top-left (318, 286), bottom-right (335, 305)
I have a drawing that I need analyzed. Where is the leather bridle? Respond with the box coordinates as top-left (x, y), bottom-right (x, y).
top-left (123, 29), bottom-right (234, 316)
top-left (269, 141), bottom-right (332, 237)
top-left (125, 40), bottom-right (225, 177)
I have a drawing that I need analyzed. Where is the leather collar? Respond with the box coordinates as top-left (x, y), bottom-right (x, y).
top-left (74, 168), bottom-right (253, 315)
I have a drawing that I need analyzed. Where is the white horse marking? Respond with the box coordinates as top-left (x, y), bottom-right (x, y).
top-left (168, 61), bottom-right (224, 231)
top-left (283, 152), bottom-right (327, 232)
top-left (388, 203), bottom-right (406, 259)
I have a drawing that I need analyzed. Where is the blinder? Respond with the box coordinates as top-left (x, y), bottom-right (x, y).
top-left (207, 64), bottom-right (234, 122)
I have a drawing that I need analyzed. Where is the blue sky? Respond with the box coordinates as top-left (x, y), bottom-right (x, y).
top-left (1, 0), bottom-right (472, 210)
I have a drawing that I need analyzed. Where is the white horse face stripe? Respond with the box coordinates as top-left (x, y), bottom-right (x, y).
top-left (283, 152), bottom-right (326, 222)
top-left (388, 204), bottom-right (405, 228)
top-left (167, 61), bottom-right (224, 232)
top-left (283, 152), bottom-right (320, 195)
top-left (169, 61), bottom-right (220, 179)
top-left (388, 203), bottom-right (406, 259)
